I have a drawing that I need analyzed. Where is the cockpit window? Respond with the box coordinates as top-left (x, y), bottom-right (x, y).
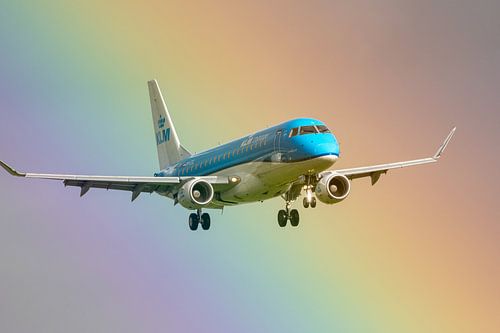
top-left (299, 126), bottom-right (318, 135)
top-left (316, 125), bottom-right (330, 133)
top-left (289, 127), bottom-right (299, 137)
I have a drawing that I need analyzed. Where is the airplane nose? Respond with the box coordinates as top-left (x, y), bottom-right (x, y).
top-left (314, 142), bottom-right (339, 157)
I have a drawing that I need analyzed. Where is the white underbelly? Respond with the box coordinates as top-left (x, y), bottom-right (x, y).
top-left (212, 155), bottom-right (337, 205)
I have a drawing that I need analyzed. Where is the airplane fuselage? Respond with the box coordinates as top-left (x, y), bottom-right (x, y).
top-left (156, 118), bottom-right (340, 206)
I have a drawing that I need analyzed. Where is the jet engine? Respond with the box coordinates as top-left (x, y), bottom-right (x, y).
top-left (315, 172), bottom-right (351, 204)
top-left (177, 179), bottom-right (214, 209)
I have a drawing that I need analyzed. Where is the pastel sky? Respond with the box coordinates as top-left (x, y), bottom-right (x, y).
top-left (0, 1), bottom-right (498, 332)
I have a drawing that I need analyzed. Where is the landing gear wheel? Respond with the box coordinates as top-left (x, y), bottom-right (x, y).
top-left (310, 197), bottom-right (317, 208)
top-left (189, 213), bottom-right (199, 231)
top-left (290, 209), bottom-right (300, 227)
top-left (277, 210), bottom-right (288, 227)
top-left (200, 213), bottom-right (211, 230)
top-left (303, 197), bottom-right (309, 208)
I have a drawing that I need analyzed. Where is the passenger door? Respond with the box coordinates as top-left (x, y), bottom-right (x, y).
top-left (273, 129), bottom-right (283, 162)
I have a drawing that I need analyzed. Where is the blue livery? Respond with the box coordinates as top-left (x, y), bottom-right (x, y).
top-left (158, 118), bottom-right (340, 177)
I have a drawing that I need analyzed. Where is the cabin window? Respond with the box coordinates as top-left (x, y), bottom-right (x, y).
top-left (300, 126), bottom-right (318, 135)
top-left (289, 127), bottom-right (299, 137)
top-left (316, 125), bottom-right (331, 133)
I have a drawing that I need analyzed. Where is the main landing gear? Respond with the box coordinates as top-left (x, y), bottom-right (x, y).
top-left (189, 209), bottom-right (211, 231)
top-left (277, 201), bottom-right (300, 227)
top-left (277, 178), bottom-right (318, 228)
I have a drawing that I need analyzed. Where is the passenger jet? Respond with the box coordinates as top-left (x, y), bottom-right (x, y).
top-left (0, 80), bottom-right (456, 230)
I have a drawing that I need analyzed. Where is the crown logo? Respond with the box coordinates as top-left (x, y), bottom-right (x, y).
top-left (158, 116), bottom-right (166, 129)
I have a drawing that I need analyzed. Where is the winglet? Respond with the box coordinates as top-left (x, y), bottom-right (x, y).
top-left (433, 127), bottom-right (456, 159)
top-left (0, 160), bottom-right (26, 177)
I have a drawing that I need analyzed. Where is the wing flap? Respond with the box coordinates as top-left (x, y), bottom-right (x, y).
top-left (336, 157), bottom-right (437, 179)
top-left (25, 173), bottom-right (181, 183)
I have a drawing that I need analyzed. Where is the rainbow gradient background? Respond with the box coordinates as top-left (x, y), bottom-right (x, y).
top-left (0, 1), bottom-right (499, 332)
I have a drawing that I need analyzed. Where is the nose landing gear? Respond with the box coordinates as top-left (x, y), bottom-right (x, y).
top-left (189, 209), bottom-right (211, 231)
top-left (302, 186), bottom-right (317, 208)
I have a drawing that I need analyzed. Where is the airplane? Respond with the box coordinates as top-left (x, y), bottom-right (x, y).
top-left (0, 80), bottom-right (456, 230)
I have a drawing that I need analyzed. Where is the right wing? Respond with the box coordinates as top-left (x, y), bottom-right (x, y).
top-left (0, 160), bottom-right (230, 202)
top-left (332, 127), bottom-right (456, 185)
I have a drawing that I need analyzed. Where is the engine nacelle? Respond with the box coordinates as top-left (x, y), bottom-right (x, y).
top-left (315, 173), bottom-right (351, 204)
top-left (177, 179), bottom-right (214, 209)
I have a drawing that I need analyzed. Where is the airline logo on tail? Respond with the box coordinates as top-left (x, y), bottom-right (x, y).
top-left (158, 116), bottom-right (166, 128)
top-left (156, 116), bottom-right (170, 145)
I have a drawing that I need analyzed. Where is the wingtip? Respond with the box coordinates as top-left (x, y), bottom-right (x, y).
top-left (433, 126), bottom-right (456, 159)
top-left (0, 160), bottom-right (26, 177)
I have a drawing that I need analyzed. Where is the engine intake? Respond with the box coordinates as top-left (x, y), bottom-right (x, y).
top-left (177, 179), bottom-right (214, 209)
top-left (315, 173), bottom-right (351, 204)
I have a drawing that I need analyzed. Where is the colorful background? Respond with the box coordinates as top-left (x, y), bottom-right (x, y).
top-left (0, 1), bottom-right (498, 332)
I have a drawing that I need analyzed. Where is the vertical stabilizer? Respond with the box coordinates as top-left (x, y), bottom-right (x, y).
top-left (148, 80), bottom-right (191, 169)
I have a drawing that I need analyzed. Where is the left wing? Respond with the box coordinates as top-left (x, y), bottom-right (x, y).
top-left (0, 160), bottom-right (229, 201)
top-left (333, 127), bottom-right (456, 185)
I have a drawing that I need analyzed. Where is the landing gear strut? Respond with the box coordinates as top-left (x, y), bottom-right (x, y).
top-left (189, 209), bottom-right (211, 231)
top-left (277, 201), bottom-right (300, 227)
top-left (303, 181), bottom-right (317, 208)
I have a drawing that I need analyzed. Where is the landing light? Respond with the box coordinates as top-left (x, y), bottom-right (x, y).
top-left (230, 176), bottom-right (241, 183)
